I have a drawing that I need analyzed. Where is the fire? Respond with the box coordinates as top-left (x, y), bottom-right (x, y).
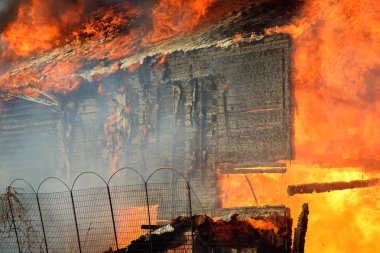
top-left (0, 0), bottom-right (219, 97)
top-left (240, 218), bottom-right (281, 234)
top-left (103, 105), bottom-right (131, 173)
top-left (115, 205), bottom-right (158, 249)
top-left (146, 0), bottom-right (217, 43)
top-left (1, 0), bottom-right (84, 58)
top-left (1, 0), bottom-right (380, 251)
top-left (218, 165), bottom-right (380, 252)
top-left (267, 0), bottom-right (380, 167)
top-left (220, 0), bottom-right (380, 252)
top-left (153, 54), bottom-right (168, 69)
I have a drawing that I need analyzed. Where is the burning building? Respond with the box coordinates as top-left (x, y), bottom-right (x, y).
top-left (0, 0), bottom-right (380, 252)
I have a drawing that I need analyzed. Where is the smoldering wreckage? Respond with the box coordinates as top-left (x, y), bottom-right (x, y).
top-left (1, 0), bottom-right (380, 253)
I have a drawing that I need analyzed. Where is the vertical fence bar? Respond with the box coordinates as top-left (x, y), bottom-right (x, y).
top-left (70, 190), bottom-right (83, 253)
top-left (7, 193), bottom-right (22, 253)
top-left (36, 195), bottom-right (49, 253)
top-left (107, 185), bottom-right (119, 250)
top-left (144, 182), bottom-right (153, 253)
top-left (187, 182), bottom-right (194, 253)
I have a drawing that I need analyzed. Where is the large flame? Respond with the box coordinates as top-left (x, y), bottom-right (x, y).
top-left (0, 0), bottom-right (219, 96)
top-left (268, 0), bottom-right (380, 166)
top-left (218, 165), bottom-right (380, 253)
top-left (220, 0), bottom-right (380, 252)
top-left (1, 0), bottom-right (84, 58)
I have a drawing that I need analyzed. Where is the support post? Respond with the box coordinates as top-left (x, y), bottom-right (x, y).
top-left (107, 186), bottom-right (119, 250)
top-left (144, 183), bottom-right (153, 253)
top-left (70, 191), bottom-right (82, 253)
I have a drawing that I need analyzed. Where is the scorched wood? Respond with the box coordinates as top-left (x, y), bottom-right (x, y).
top-left (288, 178), bottom-right (380, 196)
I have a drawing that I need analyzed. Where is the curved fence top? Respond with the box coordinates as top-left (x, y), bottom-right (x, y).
top-left (9, 178), bottom-right (37, 194)
top-left (107, 167), bottom-right (146, 185)
top-left (6, 167), bottom-right (194, 193)
top-left (71, 171), bottom-right (108, 190)
top-left (37, 177), bottom-right (71, 193)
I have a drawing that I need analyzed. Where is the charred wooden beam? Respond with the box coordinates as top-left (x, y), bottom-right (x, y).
top-left (220, 162), bottom-right (286, 168)
top-left (288, 178), bottom-right (380, 196)
top-left (220, 168), bottom-right (287, 174)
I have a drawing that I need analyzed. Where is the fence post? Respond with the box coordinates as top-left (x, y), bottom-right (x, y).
top-left (187, 182), bottom-right (194, 253)
top-left (144, 182), bottom-right (153, 253)
top-left (7, 193), bottom-right (22, 253)
top-left (36, 195), bottom-right (49, 253)
top-left (70, 190), bottom-right (83, 253)
top-left (106, 185), bottom-right (119, 250)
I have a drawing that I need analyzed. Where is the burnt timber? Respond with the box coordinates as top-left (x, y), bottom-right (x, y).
top-left (288, 178), bottom-right (380, 196)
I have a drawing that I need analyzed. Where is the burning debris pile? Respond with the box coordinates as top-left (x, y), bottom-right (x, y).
top-left (109, 205), bottom-right (302, 253)
top-left (117, 214), bottom-right (287, 253)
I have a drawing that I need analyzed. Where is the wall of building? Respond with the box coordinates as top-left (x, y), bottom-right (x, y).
top-left (0, 34), bottom-right (291, 209)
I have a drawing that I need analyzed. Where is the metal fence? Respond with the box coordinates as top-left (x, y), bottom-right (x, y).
top-left (0, 167), bottom-right (207, 253)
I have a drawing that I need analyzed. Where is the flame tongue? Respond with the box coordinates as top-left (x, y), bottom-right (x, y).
top-left (146, 0), bottom-right (217, 43)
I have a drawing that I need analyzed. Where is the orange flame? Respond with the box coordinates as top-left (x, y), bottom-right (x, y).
top-left (145, 0), bottom-right (217, 43)
top-left (240, 218), bottom-right (281, 234)
top-left (218, 165), bottom-right (380, 253)
top-left (0, 0), bottom-right (220, 96)
top-left (220, 0), bottom-right (380, 252)
top-left (153, 54), bottom-right (168, 69)
top-left (1, 0), bottom-right (84, 58)
top-left (115, 205), bottom-right (158, 249)
top-left (267, 0), bottom-right (380, 167)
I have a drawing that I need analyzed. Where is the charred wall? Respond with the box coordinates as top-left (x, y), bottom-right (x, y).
top-left (0, 34), bottom-right (291, 208)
